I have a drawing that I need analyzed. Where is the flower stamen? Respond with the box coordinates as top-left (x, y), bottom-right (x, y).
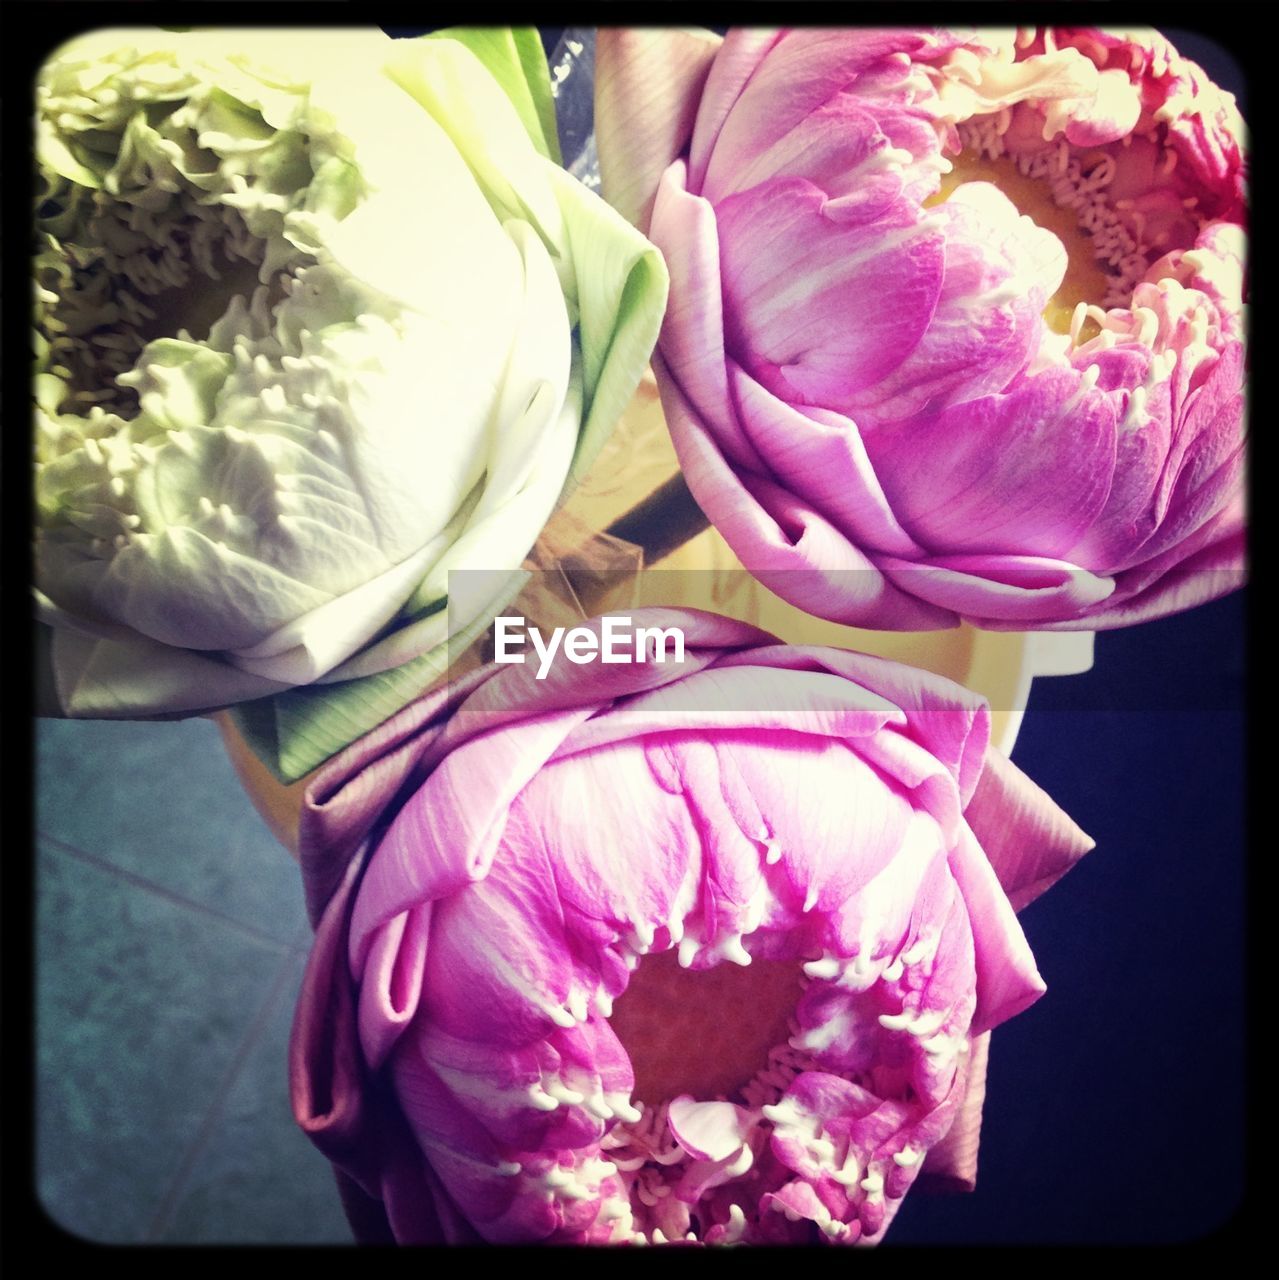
top-left (593, 905), bottom-right (971, 1245)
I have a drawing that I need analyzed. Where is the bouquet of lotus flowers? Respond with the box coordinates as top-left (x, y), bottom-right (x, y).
top-left (31, 21), bottom-right (1245, 1249)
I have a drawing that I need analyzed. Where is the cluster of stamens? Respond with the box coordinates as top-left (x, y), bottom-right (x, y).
top-left (37, 182), bottom-right (272, 418)
top-left (484, 896), bottom-right (968, 1248)
top-left (588, 1020), bottom-right (828, 1245)
top-left (954, 111), bottom-right (1207, 315)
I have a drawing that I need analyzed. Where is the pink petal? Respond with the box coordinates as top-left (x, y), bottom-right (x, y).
top-left (695, 28), bottom-right (952, 202)
top-left (848, 184), bottom-right (1063, 428)
top-left (507, 738), bottom-right (712, 957)
top-left (916, 1031), bottom-right (989, 1194)
top-left (348, 703), bottom-right (596, 970)
top-left (1067, 364), bottom-right (1173, 570)
top-left (291, 846), bottom-right (452, 1243)
top-left (876, 552), bottom-right (1116, 625)
top-left (595, 28), bottom-right (722, 232)
top-left (866, 368), bottom-right (1117, 559)
top-left (701, 84), bottom-right (940, 215)
top-left (1127, 344), bottom-right (1246, 568)
top-left (963, 748), bottom-right (1095, 912)
top-left (412, 818), bottom-right (622, 1045)
top-left (668, 1096), bottom-right (756, 1162)
top-left (390, 1052), bottom-right (520, 1227)
top-left (291, 848), bottom-right (371, 1156)
top-left (656, 350), bottom-right (955, 630)
top-left (715, 177), bottom-right (945, 406)
top-left (1074, 505), bottom-right (1245, 630)
top-left (649, 167), bottom-right (763, 473)
top-left (946, 823), bottom-right (1046, 1033)
top-left (686, 29), bottom-right (786, 192)
top-left (708, 641), bottom-right (990, 803)
top-left (850, 730), bottom-right (968, 847)
top-left (1061, 66), bottom-right (1142, 146)
top-left (725, 364), bottom-right (929, 559)
top-left (297, 665), bottom-right (490, 922)
top-left (358, 903), bottom-right (431, 1070)
top-left (544, 662), bottom-right (906, 760)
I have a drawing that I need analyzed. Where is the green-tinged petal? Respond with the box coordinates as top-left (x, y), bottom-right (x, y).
top-left (383, 36), bottom-right (565, 251)
top-left (48, 626), bottom-right (291, 717)
top-left (325, 365), bottom-right (583, 682)
top-left (547, 163), bottom-right (669, 486)
top-left (426, 27), bottom-right (561, 165)
top-left (239, 363), bottom-right (582, 779)
top-left (396, 369), bottom-right (582, 624)
top-left (225, 537), bottom-right (442, 683)
top-left (37, 128), bottom-right (105, 189)
top-left (230, 568), bottom-right (523, 782)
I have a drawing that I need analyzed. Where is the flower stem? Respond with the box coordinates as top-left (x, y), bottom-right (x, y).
top-left (605, 472), bottom-right (710, 566)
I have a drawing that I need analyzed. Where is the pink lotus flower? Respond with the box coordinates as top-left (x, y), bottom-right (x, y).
top-left (291, 610), bottom-right (1092, 1244)
top-left (596, 27), bottom-right (1247, 629)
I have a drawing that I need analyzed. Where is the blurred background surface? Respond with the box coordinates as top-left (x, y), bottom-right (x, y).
top-left (35, 715), bottom-right (351, 1243)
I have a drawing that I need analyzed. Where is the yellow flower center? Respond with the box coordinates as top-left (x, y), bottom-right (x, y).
top-left (931, 151), bottom-right (1111, 338)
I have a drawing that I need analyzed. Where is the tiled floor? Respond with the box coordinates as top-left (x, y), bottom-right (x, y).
top-left (35, 716), bottom-right (351, 1244)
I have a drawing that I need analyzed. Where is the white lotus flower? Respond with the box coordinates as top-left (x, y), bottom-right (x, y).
top-left (33, 27), bottom-right (667, 777)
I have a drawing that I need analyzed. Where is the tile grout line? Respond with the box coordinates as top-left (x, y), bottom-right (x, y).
top-left (142, 946), bottom-right (302, 1243)
top-left (37, 832), bottom-right (305, 954)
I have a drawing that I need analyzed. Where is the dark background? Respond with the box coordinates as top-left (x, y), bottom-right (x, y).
top-left (893, 591), bottom-right (1247, 1243)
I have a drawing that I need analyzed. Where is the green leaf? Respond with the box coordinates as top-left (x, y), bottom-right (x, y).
top-left (426, 27), bottom-right (561, 165)
top-left (230, 569), bottom-right (521, 782)
top-left (230, 647), bottom-right (448, 783)
top-left (547, 163), bottom-right (669, 487)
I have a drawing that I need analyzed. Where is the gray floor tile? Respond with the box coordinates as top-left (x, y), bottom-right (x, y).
top-left (36, 839), bottom-right (290, 1243)
top-left (158, 954), bottom-right (353, 1245)
top-left (36, 717), bottom-right (307, 943)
